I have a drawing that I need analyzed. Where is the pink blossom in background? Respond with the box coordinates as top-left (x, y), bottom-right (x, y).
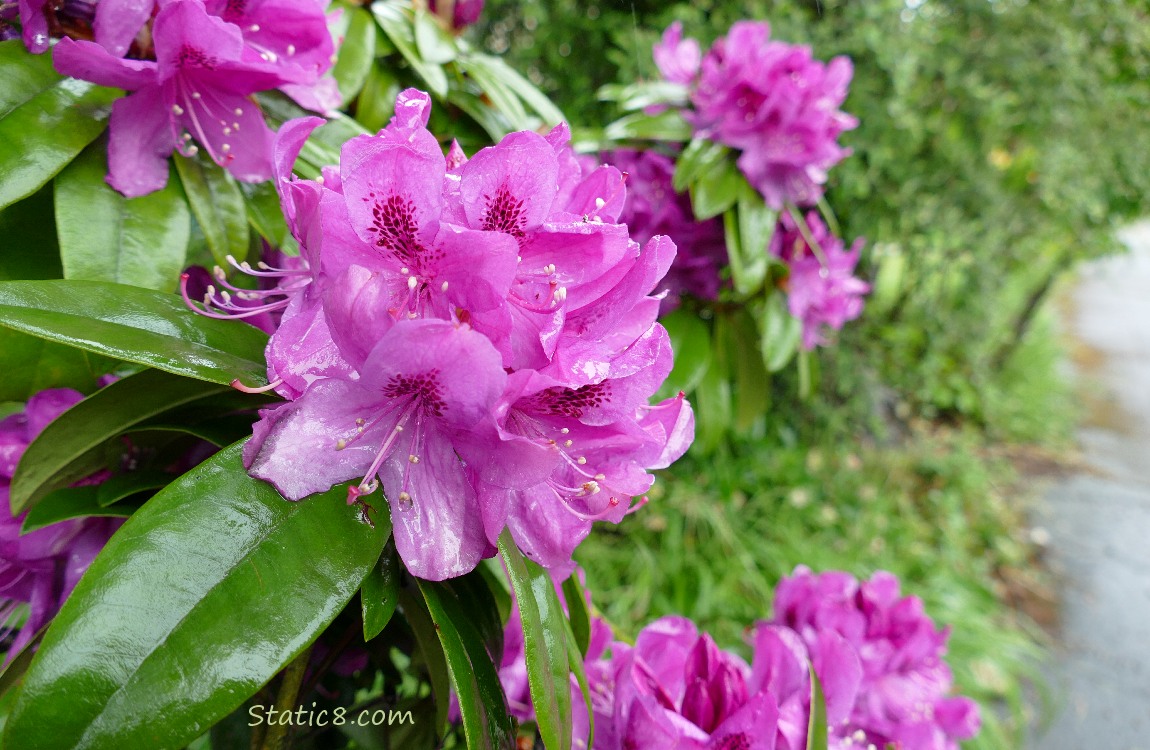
top-left (769, 211), bottom-right (869, 350)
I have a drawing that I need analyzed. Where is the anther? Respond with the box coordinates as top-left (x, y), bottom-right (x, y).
top-left (336, 439), bottom-right (347, 450)
top-left (595, 197), bottom-right (606, 209)
top-left (408, 454), bottom-right (420, 464)
top-left (560, 428), bottom-right (570, 434)
top-left (577, 456), bottom-right (587, 465)
top-left (234, 107), bottom-right (243, 115)
top-left (191, 92), bottom-right (202, 99)
top-left (171, 104), bottom-right (185, 115)
top-left (407, 276), bottom-right (418, 290)
top-left (222, 144), bottom-right (231, 153)
top-left (440, 281), bottom-right (449, 292)
top-left (564, 440), bottom-right (573, 447)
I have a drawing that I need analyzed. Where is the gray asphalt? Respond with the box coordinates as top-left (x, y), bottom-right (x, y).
top-left (1028, 222), bottom-right (1150, 750)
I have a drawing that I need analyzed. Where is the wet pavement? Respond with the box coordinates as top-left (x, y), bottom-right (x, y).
top-left (1028, 222), bottom-right (1150, 749)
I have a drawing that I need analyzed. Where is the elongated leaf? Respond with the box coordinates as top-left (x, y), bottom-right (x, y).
top-left (96, 470), bottom-right (174, 507)
top-left (467, 52), bottom-right (564, 126)
top-left (398, 588), bottom-right (452, 738)
top-left (174, 154), bottom-right (248, 267)
top-left (597, 80), bottom-right (687, 113)
top-left (691, 157), bottom-right (742, 220)
top-left (656, 308), bottom-right (712, 400)
top-left (563, 618), bottom-right (593, 750)
top-left (361, 540), bottom-right (400, 641)
top-left (417, 580), bottom-right (515, 750)
top-left (731, 180), bottom-right (777, 296)
top-left (56, 142), bottom-right (189, 290)
top-left (462, 55), bottom-right (530, 130)
top-left (604, 110), bottom-right (691, 143)
top-left (673, 138), bottom-right (728, 193)
top-left (0, 40), bottom-right (59, 117)
top-left (3, 442), bottom-right (389, 750)
top-left (449, 570), bottom-right (505, 664)
top-left (806, 665), bottom-right (829, 750)
top-left (413, 8), bottom-right (457, 64)
top-left (447, 88), bottom-right (512, 142)
top-left (10, 368), bottom-right (229, 512)
top-left (0, 184), bottom-right (62, 281)
top-left (238, 180), bottom-right (293, 249)
top-left (729, 310), bottom-right (768, 435)
top-left (0, 327), bottom-right (119, 402)
top-left (560, 575), bottom-right (591, 658)
top-left (0, 279), bottom-right (270, 386)
top-left (372, 1), bottom-right (448, 97)
top-left (0, 77), bottom-right (117, 210)
top-left (333, 3), bottom-right (379, 99)
top-left (0, 627), bottom-right (46, 700)
top-left (20, 486), bottom-right (138, 533)
top-left (759, 292), bottom-right (802, 373)
top-left (498, 531), bottom-right (572, 750)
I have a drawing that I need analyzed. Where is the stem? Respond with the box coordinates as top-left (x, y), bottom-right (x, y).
top-left (784, 202), bottom-right (830, 269)
top-left (815, 194), bottom-right (842, 239)
top-left (261, 645), bottom-right (313, 750)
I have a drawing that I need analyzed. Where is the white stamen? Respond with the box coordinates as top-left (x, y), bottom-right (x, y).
top-left (171, 104), bottom-right (185, 115)
top-left (594, 197), bottom-right (605, 209)
top-left (407, 276), bottom-right (418, 290)
top-left (249, 24), bottom-right (260, 31)
top-left (186, 145), bottom-right (199, 155)
top-left (223, 127), bottom-right (232, 135)
top-left (336, 439), bottom-right (347, 450)
top-left (399, 267), bottom-right (409, 275)
top-left (408, 454), bottom-right (420, 464)
top-left (234, 107), bottom-right (243, 116)
top-left (564, 440), bottom-right (573, 447)
top-left (287, 44), bottom-right (296, 55)
top-left (221, 144), bottom-right (231, 153)
top-left (440, 281), bottom-right (449, 292)
top-left (191, 91), bottom-right (202, 99)
top-left (577, 456), bottom-right (587, 465)
top-left (560, 428), bottom-right (570, 434)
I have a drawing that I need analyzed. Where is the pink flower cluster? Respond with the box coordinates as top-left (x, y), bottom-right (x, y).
top-left (229, 89), bottom-right (693, 581)
top-left (0, 389), bottom-right (121, 663)
top-left (48, 0), bottom-right (338, 197)
top-left (770, 211), bottom-right (870, 350)
top-left (499, 568), bottom-right (979, 750)
top-left (655, 20), bottom-right (858, 211)
top-left (604, 149), bottom-right (728, 312)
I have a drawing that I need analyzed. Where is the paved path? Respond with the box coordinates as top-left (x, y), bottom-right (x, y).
top-left (1029, 222), bottom-right (1150, 749)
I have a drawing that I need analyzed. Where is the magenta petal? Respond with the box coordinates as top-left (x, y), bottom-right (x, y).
top-left (52, 37), bottom-right (157, 90)
top-left (18, 0), bottom-right (51, 53)
top-left (380, 428), bottom-right (488, 580)
top-left (810, 630), bottom-right (862, 726)
top-left (265, 295), bottom-right (355, 400)
top-left (706, 692), bottom-right (779, 750)
top-left (93, 0), bottom-right (155, 57)
top-left (105, 87), bottom-right (176, 197)
top-left (243, 378), bottom-right (387, 500)
top-left (23, 389), bottom-right (84, 437)
top-left (153, 1), bottom-right (246, 74)
top-left (502, 482), bottom-right (590, 572)
top-left (459, 131), bottom-right (559, 235)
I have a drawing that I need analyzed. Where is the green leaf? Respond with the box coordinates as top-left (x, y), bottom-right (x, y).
top-left (55, 142), bottom-right (189, 290)
top-left (461, 54), bottom-right (530, 130)
top-left (238, 181), bottom-right (293, 250)
top-left (758, 292), bottom-right (801, 373)
top-left (10, 368), bottom-right (229, 513)
top-left (498, 530), bottom-right (572, 750)
top-left (560, 575), bottom-right (591, 658)
top-left (446, 88), bottom-right (512, 142)
top-left (597, 80), bottom-right (687, 112)
top-left (673, 138), bottom-right (728, 194)
top-left (95, 470), bottom-right (174, 507)
top-left (0, 183), bottom-right (62, 281)
top-left (20, 486), bottom-right (139, 534)
top-left (449, 570), bottom-right (505, 663)
top-left (731, 180), bottom-right (778, 296)
top-left (3, 442), bottom-right (389, 750)
top-left (657, 310), bottom-right (712, 401)
top-left (174, 154), bottom-right (249, 267)
top-left (333, 3), bottom-right (379, 100)
top-left (0, 77), bottom-right (117, 210)
top-left (729, 310), bottom-right (768, 435)
top-left (0, 627), bottom-right (46, 702)
top-left (467, 52), bottom-right (564, 127)
top-left (398, 588), bottom-right (452, 739)
top-left (604, 110), bottom-right (692, 143)
top-left (413, 8), bottom-right (458, 64)
top-left (806, 664), bottom-right (829, 750)
top-left (0, 279), bottom-right (270, 386)
top-left (417, 580), bottom-right (515, 750)
top-left (691, 156), bottom-right (742, 220)
top-left (0, 40), bottom-right (59, 118)
top-left (562, 617), bottom-right (594, 750)
top-left (372, 1), bottom-right (448, 97)
top-left (695, 315), bottom-right (733, 451)
top-left (361, 540), bottom-right (400, 641)
top-left (356, 60), bottom-right (402, 133)
top-left (0, 327), bottom-right (120, 402)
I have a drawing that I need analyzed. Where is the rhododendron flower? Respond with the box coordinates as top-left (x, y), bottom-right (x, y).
top-left (766, 567), bottom-right (981, 749)
top-left (770, 211), bottom-right (869, 350)
top-left (236, 89), bottom-right (693, 580)
top-left (52, 0), bottom-right (336, 197)
top-left (0, 389), bottom-right (120, 663)
top-left (667, 21), bottom-right (857, 210)
top-left (605, 148), bottom-right (727, 311)
top-left (427, 0), bottom-right (483, 30)
top-left (653, 21), bottom-right (700, 86)
top-left (592, 616), bottom-right (781, 750)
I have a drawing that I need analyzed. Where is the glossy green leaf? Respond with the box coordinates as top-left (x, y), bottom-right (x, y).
top-left (10, 368), bottom-right (229, 513)
top-left (467, 52), bottom-right (564, 127)
top-left (0, 77), bottom-right (117, 210)
top-left (174, 154), bottom-right (248, 267)
top-left (806, 664), bottom-right (829, 750)
top-left (563, 617), bottom-right (594, 750)
top-left (729, 310), bottom-right (768, 435)
top-left (673, 138), bottom-right (728, 193)
top-left (20, 486), bottom-right (139, 534)
top-left (449, 570), bottom-right (505, 663)
top-left (657, 308), bottom-right (712, 400)
top-left (3, 442), bottom-right (389, 750)
top-left (0, 279), bottom-right (270, 386)
top-left (361, 540), bottom-right (400, 641)
top-left (95, 470), bottom-right (174, 507)
top-left (0, 184), bottom-right (62, 281)
top-left (333, 3), bottom-right (379, 100)
top-left (0, 627), bottom-right (46, 701)
top-left (597, 80), bottom-right (687, 112)
top-left (56, 143), bottom-right (189, 290)
top-left (398, 588), bottom-right (452, 738)
top-left (372, 1), bottom-right (448, 97)
top-left (0, 327), bottom-right (119, 402)
top-left (0, 40), bottom-right (59, 117)
top-left (691, 156), bottom-right (742, 220)
top-left (732, 180), bottom-right (778, 296)
top-left (604, 109), bottom-right (692, 143)
top-left (447, 88), bottom-right (511, 141)
top-left (759, 292), bottom-right (802, 373)
top-left (413, 8), bottom-right (458, 64)
top-left (462, 54), bottom-right (530, 130)
top-left (417, 579), bottom-right (515, 750)
top-left (356, 61), bottom-right (402, 133)
top-left (499, 530), bottom-right (572, 750)
top-left (561, 575), bottom-right (591, 658)
top-left (695, 316), bottom-right (733, 451)
top-left (238, 180), bottom-right (293, 249)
